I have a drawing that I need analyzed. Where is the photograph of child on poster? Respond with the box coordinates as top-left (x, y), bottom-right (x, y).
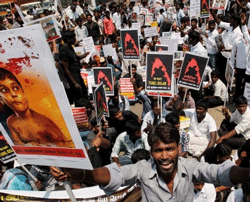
top-left (0, 67), bottom-right (74, 148)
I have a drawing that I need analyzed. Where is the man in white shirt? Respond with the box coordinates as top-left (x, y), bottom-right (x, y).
top-left (183, 99), bottom-right (217, 158)
top-left (75, 17), bottom-right (88, 45)
top-left (230, 37), bottom-right (247, 97)
top-left (111, 120), bottom-right (150, 167)
top-left (205, 20), bottom-right (219, 70)
top-left (205, 70), bottom-right (228, 108)
top-left (175, 3), bottom-right (185, 27)
top-left (217, 96), bottom-right (250, 149)
top-left (112, 6), bottom-right (122, 31)
top-left (211, 10), bottom-right (243, 50)
top-left (189, 30), bottom-right (208, 57)
top-left (193, 181), bottom-right (216, 202)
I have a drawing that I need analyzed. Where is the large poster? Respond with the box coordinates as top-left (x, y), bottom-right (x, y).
top-left (93, 67), bottom-right (114, 96)
top-left (94, 83), bottom-right (108, 124)
top-left (120, 29), bottom-right (140, 60)
top-left (146, 52), bottom-right (174, 94)
top-left (177, 52), bottom-right (209, 90)
top-left (200, 0), bottom-right (210, 18)
top-left (120, 78), bottom-right (135, 100)
top-left (0, 25), bottom-right (92, 169)
top-left (212, 0), bottom-right (229, 9)
top-left (25, 15), bottom-right (61, 42)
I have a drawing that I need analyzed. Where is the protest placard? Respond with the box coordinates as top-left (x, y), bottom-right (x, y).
top-left (177, 52), bottom-right (209, 90)
top-left (0, 24), bottom-right (92, 169)
top-left (244, 83), bottom-right (250, 107)
top-left (174, 51), bottom-right (184, 60)
top-left (225, 59), bottom-right (234, 91)
top-left (174, 59), bottom-right (183, 78)
top-left (190, 0), bottom-right (200, 17)
top-left (82, 37), bottom-right (95, 53)
top-left (102, 44), bottom-right (118, 60)
top-left (25, 15), bottom-right (61, 42)
top-left (147, 92), bottom-right (173, 97)
top-left (92, 67), bottom-right (114, 96)
top-left (136, 66), bottom-right (146, 81)
top-left (155, 45), bottom-right (169, 52)
top-left (146, 52), bottom-right (174, 94)
top-left (145, 14), bottom-right (153, 26)
top-left (0, 132), bottom-right (16, 164)
top-left (144, 27), bottom-right (158, 38)
top-left (141, 8), bottom-right (149, 15)
top-left (160, 37), bottom-right (178, 52)
top-left (138, 14), bottom-right (144, 27)
top-left (94, 83), bottom-right (109, 124)
top-left (212, 0), bottom-right (229, 9)
top-left (74, 47), bottom-right (85, 56)
top-left (120, 78), bottom-right (135, 100)
top-left (162, 32), bottom-right (174, 38)
top-left (200, 0), bottom-right (210, 18)
top-left (120, 29), bottom-right (140, 60)
top-left (71, 107), bottom-right (89, 129)
top-left (132, 23), bottom-right (141, 36)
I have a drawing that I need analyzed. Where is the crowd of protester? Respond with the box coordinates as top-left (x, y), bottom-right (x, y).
top-left (2, 0), bottom-right (250, 201)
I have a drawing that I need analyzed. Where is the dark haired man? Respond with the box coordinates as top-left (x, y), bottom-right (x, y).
top-left (217, 96), bottom-right (250, 149)
top-left (51, 122), bottom-right (250, 201)
top-left (84, 13), bottom-right (101, 44)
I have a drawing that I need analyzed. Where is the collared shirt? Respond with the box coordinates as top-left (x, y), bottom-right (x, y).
top-left (230, 106), bottom-right (250, 140)
top-left (108, 95), bottom-right (130, 112)
top-left (230, 37), bottom-right (247, 69)
top-left (103, 17), bottom-right (115, 35)
top-left (141, 110), bottom-right (168, 132)
top-left (176, 9), bottom-right (185, 26)
top-left (184, 109), bottom-right (217, 157)
top-left (210, 79), bottom-right (228, 100)
top-left (66, 9), bottom-right (79, 21)
top-left (241, 25), bottom-right (250, 75)
top-left (206, 29), bottom-right (219, 54)
top-left (84, 21), bottom-right (100, 43)
top-left (112, 12), bottom-right (122, 30)
top-left (101, 157), bottom-right (235, 201)
top-left (75, 25), bottom-right (88, 42)
top-left (193, 183), bottom-right (216, 202)
top-left (226, 188), bottom-right (243, 202)
top-left (219, 22), bottom-right (243, 50)
top-left (110, 131), bottom-right (150, 158)
top-left (191, 42), bottom-right (208, 57)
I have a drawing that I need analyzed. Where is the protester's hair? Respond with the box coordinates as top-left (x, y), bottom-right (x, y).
top-left (175, 2), bottom-right (181, 6)
top-left (195, 99), bottom-right (208, 110)
top-left (105, 10), bottom-right (110, 15)
top-left (180, 17), bottom-right (187, 23)
top-left (61, 30), bottom-right (75, 43)
top-left (75, 17), bottom-right (82, 24)
top-left (235, 96), bottom-right (248, 106)
top-left (191, 18), bottom-right (198, 23)
top-left (125, 120), bottom-right (141, 135)
top-left (86, 13), bottom-right (92, 18)
top-left (161, 19), bottom-right (172, 32)
top-left (204, 147), bottom-right (216, 164)
top-left (109, 106), bottom-right (120, 117)
top-left (165, 112), bottom-right (179, 125)
top-left (131, 149), bottom-right (150, 163)
top-left (215, 143), bottom-right (232, 158)
top-left (94, 9), bottom-right (99, 13)
top-left (90, 118), bottom-right (97, 127)
top-left (128, 64), bottom-right (137, 72)
top-left (188, 30), bottom-right (200, 42)
top-left (89, 60), bottom-right (98, 66)
top-left (211, 70), bottom-right (220, 78)
top-left (208, 20), bottom-right (215, 25)
top-left (148, 122), bottom-right (180, 146)
top-left (84, 3), bottom-right (88, 6)
top-left (151, 99), bottom-right (158, 109)
top-left (0, 68), bottom-right (22, 90)
top-left (75, 98), bottom-right (93, 109)
top-left (231, 13), bottom-right (241, 26)
top-left (160, 8), bottom-right (164, 13)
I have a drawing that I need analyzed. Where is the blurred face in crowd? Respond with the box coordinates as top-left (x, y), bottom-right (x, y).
top-left (132, 67), bottom-right (136, 77)
top-left (87, 15), bottom-right (92, 23)
top-left (191, 21), bottom-right (197, 29)
top-left (196, 105), bottom-right (206, 121)
top-left (194, 182), bottom-right (205, 192)
top-left (129, 130), bottom-right (141, 142)
top-left (114, 110), bottom-right (124, 121)
top-left (176, 4), bottom-right (181, 11)
top-left (236, 103), bottom-right (248, 114)
top-left (152, 105), bottom-right (161, 116)
top-left (209, 23), bottom-right (215, 32)
top-left (211, 75), bottom-right (219, 84)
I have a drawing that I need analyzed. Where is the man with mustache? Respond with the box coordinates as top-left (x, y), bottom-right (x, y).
top-left (51, 122), bottom-right (250, 201)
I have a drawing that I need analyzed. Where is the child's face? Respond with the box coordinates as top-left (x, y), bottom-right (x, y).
top-left (0, 78), bottom-right (28, 113)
